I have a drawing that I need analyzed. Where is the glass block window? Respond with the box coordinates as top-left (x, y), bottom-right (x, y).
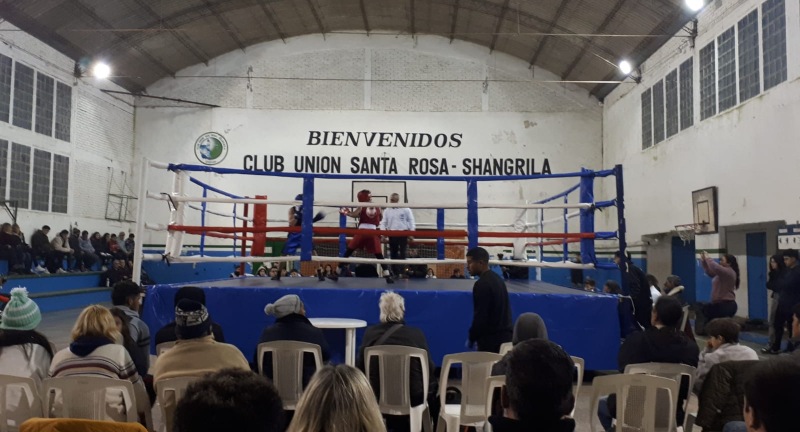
top-left (55, 82), bottom-right (71, 141)
top-left (679, 59), bottom-right (694, 130)
top-left (9, 143), bottom-right (30, 209)
top-left (0, 55), bottom-right (12, 123)
top-left (0, 140), bottom-right (7, 199)
top-left (700, 42), bottom-right (717, 120)
top-left (665, 70), bottom-right (679, 138)
top-left (35, 73), bottom-right (54, 137)
top-left (737, 10), bottom-right (760, 103)
top-left (652, 80), bottom-right (665, 144)
top-left (31, 149), bottom-right (51, 211)
top-left (52, 154), bottom-right (69, 213)
top-left (762, 0), bottom-right (786, 90)
top-left (717, 27), bottom-right (737, 112)
top-left (641, 88), bottom-right (652, 150)
top-left (12, 63), bottom-right (34, 130)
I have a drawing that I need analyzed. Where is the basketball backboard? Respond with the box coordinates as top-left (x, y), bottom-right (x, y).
top-left (692, 186), bottom-right (718, 233)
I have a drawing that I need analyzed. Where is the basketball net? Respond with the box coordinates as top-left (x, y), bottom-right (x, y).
top-left (675, 223), bottom-right (699, 245)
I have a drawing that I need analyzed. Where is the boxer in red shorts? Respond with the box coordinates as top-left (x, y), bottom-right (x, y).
top-left (340, 189), bottom-right (394, 284)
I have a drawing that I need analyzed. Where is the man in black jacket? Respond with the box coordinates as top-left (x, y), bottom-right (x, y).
top-left (767, 249), bottom-right (800, 354)
top-left (615, 251), bottom-right (653, 330)
top-left (467, 247), bottom-right (512, 353)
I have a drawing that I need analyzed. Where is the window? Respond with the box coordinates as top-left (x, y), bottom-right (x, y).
top-left (9, 143), bottom-right (30, 209)
top-left (762, 0), bottom-right (786, 90)
top-left (52, 154), bottom-right (69, 213)
top-left (641, 88), bottom-right (652, 149)
top-left (31, 149), bottom-right (51, 211)
top-left (679, 59), bottom-right (694, 130)
top-left (12, 63), bottom-right (34, 130)
top-left (0, 55), bottom-right (11, 123)
top-left (652, 80), bottom-right (665, 144)
top-left (665, 70), bottom-right (679, 138)
top-left (0, 140), bottom-right (7, 199)
top-left (737, 10), bottom-right (760, 103)
top-left (35, 73), bottom-right (54, 137)
top-left (700, 42), bottom-right (717, 120)
top-left (55, 82), bottom-right (71, 141)
top-left (717, 27), bottom-right (737, 112)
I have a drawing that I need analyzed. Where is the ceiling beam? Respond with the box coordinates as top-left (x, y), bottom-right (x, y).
top-left (359, 0), bottom-right (371, 35)
top-left (129, 0), bottom-right (211, 66)
top-left (0, 4), bottom-right (146, 93)
top-left (70, 0), bottom-right (176, 78)
top-left (201, 0), bottom-right (247, 51)
top-left (560, 0), bottom-right (629, 80)
top-left (448, 0), bottom-right (460, 43)
top-left (527, 0), bottom-right (571, 68)
top-left (409, 0), bottom-right (416, 36)
top-left (304, 0), bottom-right (326, 36)
top-left (253, 0), bottom-right (287, 42)
top-left (488, 0), bottom-right (512, 52)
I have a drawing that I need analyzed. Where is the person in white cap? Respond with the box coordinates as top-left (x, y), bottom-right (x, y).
top-left (259, 294), bottom-right (331, 386)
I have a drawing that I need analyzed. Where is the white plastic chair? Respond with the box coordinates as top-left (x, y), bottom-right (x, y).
top-left (590, 374), bottom-right (679, 432)
top-left (156, 377), bottom-right (200, 432)
top-left (0, 375), bottom-right (43, 432)
top-left (156, 342), bottom-right (175, 357)
top-left (483, 375), bottom-right (505, 432)
top-left (570, 356), bottom-right (585, 417)
top-left (42, 376), bottom-right (138, 422)
top-left (256, 341), bottom-right (322, 410)
top-left (436, 352), bottom-right (502, 432)
top-left (498, 343), bottom-right (512, 356)
top-left (365, 345), bottom-right (432, 432)
top-left (624, 362), bottom-right (697, 431)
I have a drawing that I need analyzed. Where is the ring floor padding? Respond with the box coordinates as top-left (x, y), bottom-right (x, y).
top-left (142, 277), bottom-right (619, 370)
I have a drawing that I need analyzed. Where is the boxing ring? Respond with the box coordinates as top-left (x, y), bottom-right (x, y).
top-left (135, 160), bottom-right (627, 370)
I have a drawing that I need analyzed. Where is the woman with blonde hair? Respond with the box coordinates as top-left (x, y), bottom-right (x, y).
top-left (49, 305), bottom-right (149, 422)
top-left (287, 364), bottom-right (386, 432)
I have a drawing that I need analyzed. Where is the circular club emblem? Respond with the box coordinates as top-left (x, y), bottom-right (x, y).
top-left (194, 132), bottom-right (229, 165)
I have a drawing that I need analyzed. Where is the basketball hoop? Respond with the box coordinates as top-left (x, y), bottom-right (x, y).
top-left (675, 223), bottom-right (703, 244)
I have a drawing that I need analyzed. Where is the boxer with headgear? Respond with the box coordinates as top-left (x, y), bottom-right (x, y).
top-left (273, 194), bottom-right (325, 281)
top-left (339, 189), bottom-right (394, 284)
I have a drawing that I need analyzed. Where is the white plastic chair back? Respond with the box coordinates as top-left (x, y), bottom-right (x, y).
top-left (590, 374), bottom-right (679, 432)
top-left (624, 362), bottom-right (697, 431)
top-left (156, 342), bottom-right (175, 356)
top-left (570, 356), bottom-right (585, 417)
top-left (437, 352), bottom-right (502, 432)
top-left (156, 377), bottom-right (200, 432)
top-left (256, 341), bottom-right (322, 410)
top-left (365, 345), bottom-right (431, 432)
top-left (0, 375), bottom-right (42, 432)
top-left (43, 376), bottom-right (137, 422)
top-left (680, 306), bottom-right (690, 331)
top-left (483, 375), bottom-right (505, 432)
top-left (498, 343), bottom-right (512, 356)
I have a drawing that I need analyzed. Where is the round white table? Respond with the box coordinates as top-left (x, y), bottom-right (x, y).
top-left (309, 318), bottom-right (367, 366)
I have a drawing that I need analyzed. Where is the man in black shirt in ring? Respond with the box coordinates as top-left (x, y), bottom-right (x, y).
top-left (466, 247), bottom-right (512, 353)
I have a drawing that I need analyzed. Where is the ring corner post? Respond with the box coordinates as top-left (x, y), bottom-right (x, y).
top-left (614, 164), bottom-right (627, 286)
top-left (578, 169), bottom-right (596, 268)
top-left (436, 209), bottom-right (445, 260)
top-left (301, 178), bottom-right (314, 262)
top-left (466, 179), bottom-right (479, 251)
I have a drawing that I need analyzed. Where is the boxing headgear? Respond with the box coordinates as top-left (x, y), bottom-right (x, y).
top-left (357, 190), bottom-right (371, 202)
top-left (294, 194), bottom-right (303, 212)
top-left (295, 194), bottom-right (303, 201)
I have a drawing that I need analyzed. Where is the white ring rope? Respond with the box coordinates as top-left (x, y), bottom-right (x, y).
top-left (186, 204), bottom-right (253, 222)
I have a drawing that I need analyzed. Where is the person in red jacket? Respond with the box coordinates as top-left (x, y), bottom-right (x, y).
top-left (339, 190), bottom-right (393, 284)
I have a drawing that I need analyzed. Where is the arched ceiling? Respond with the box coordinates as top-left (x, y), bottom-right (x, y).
top-left (0, 0), bottom-right (696, 99)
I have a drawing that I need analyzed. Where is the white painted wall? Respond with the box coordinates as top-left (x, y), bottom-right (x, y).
top-left (135, 35), bottom-right (604, 247)
top-left (0, 22), bottom-right (136, 240)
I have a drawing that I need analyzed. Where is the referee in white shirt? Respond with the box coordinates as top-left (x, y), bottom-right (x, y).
top-left (380, 193), bottom-right (416, 277)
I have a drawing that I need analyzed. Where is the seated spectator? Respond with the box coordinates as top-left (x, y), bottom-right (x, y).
top-left (604, 280), bottom-right (641, 338)
top-left (694, 318), bottom-right (758, 393)
top-left (256, 267), bottom-right (268, 277)
top-left (101, 259), bottom-right (130, 287)
top-left (425, 268), bottom-right (436, 279)
top-left (584, 277), bottom-right (597, 292)
top-left (110, 307), bottom-right (136, 351)
top-left (49, 229), bottom-right (75, 273)
top-left (268, 267), bottom-right (279, 279)
top-left (174, 368), bottom-right (284, 432)
top-left (0, 222), bottom-right (32, 274)
top-left (287, 364), bottom-right (386, 432)
top-left (116, 232), bottom-right (131, 259)
top-left (152, 299), bottom-right (249, 384)
top-left (108, 233), bottom-right (121, 259)
top-left (450, 268), bottom-right (465, 279)
top-left (92, 232), bottom-right (113, 266)
top-left (289, 269), bottom-right (301, 278)
top-left (259, 294), bottom-right (330, 387)
top-left (111, 281), bottom-right (150, 379)
top-left (356, 292), bottom-right (438, 430)
top-left (124, 234), bottom-right (135, 255)
top-left (741, 358), bottom-right (800, 432)
top-left (662, 275), bottom-right (686, 300)
top-left (695, 359), bottom-right (759, 431)
top-left (488, 339), bottom-right (576, 432)
top-left (599, 296), bottom-right (699, 431)
top-left (647, 274), bottom-right (662, 303)
top-left (69, 228), bottom-right (96, 271)
top-left (155, 286), bottom-right (225, 345)
top-left (78, 230), bottom-right (100, 271)
top-left (0, 288), bottom-right (54, 393)
top-left (49, 305), bottom-right (149, 422)
top-left (492, 312), bottom-right (549, 390)
top-left (11, 223), bottom-right (25, 244)
top-left (29, 225), bottom-right (52, 266)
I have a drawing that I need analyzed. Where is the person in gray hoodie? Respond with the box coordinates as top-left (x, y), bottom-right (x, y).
top-left (694, 318), bottom-right (758, 393)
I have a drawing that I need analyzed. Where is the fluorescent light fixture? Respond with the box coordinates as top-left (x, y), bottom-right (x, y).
top-left (92, 62), bottom-right (111, 79)
top-left (685, 0), bottom-right (704, 12)
top-left (618, 60), bottom-right (633, 75)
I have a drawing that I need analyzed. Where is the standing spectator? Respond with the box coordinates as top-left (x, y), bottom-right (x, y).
top-left (791, 303), bottom-right (800, 361)
top-left (766, 249), bottom-right (800, 354)
top-left (30, 225), bottom-right (54, 272)
top-left (174, 369), bottom-right (284, 432)
top-left (698, 252), bottom-right (740, 326)
top-left (571, 253), bottom-right (584, 289)
top-left (78, 230), bottom-right (100, 271)
top-left (614, 251), bottom-right (653, 330)
top-left (694, 318), bottom-right (758, 393)
top-left (765, 255), bottom-right (786, 352)
top-left (110, 281), bottom-right (150, 379)
top-left (0, 223), bottom-right (32, 274)
top-left (466, 247), bottom-right (512, 353)
top-left (379, 193), bottom-right (415, 278)
top-left (49, 230), bottom-right (75, 274)
top-left (604, 280), bottom-right (641, 338)
top-left (0, 288), bottom-right (54, 392)
top-left (647, 274), bottom-right (662, 303)
top-left (155, 286), bottom-right (225, 346)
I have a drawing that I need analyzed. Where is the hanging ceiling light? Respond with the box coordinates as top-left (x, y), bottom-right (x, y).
top-left (92, 62), bottom-right (111, 79)
top-left (685, 0), bottom-right (704, 12)
top-left (618, 60), bottom-right (633, 75)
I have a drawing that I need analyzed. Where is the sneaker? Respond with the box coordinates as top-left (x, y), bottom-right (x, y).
top-left (761, 347), bottom-right (780, 355)
top-left (34, 265), bottom-right (47, 274)
top-left (56, 268), bottom-right (68, 274)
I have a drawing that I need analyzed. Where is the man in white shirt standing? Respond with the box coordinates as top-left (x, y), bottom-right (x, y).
top-left (380, 193), bottom-right (415, 279)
